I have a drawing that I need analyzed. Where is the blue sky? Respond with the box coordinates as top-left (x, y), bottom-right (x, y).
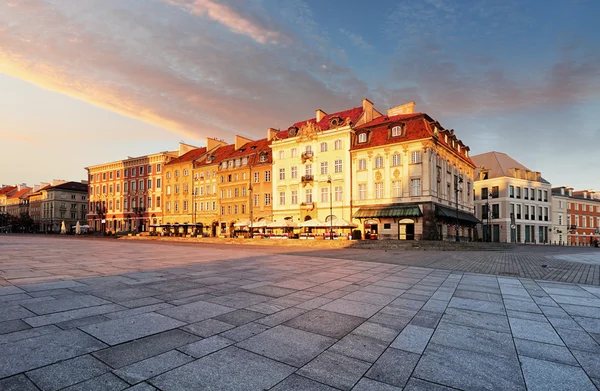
top-left (1, 0), bottom-right (599, 189)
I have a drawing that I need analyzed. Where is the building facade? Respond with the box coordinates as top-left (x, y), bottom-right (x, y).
top-left (552, 187), bottom-right (600, 246)
top-left (270, 99), bottom-right (378, 228)
top-left (40, 182), bottom-right (88, 233)
top-left (86, 150), bottom-right (177, 233)
top-left (473, 152), bottom-right (552, 243)
top-left (350, 103), bottom-right (478, 240)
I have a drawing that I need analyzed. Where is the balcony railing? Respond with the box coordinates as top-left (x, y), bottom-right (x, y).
top-left (301, 175), bottom-right (314, 183)
top-left (301, 151), bottom-right (313, 162)
top-left (569, 225), bottom-right (577, 230)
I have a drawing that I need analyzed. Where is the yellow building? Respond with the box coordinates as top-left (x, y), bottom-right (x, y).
top-left (270, 99), bottom-right (381, 234)
top-left (350, 102), bottom-right (478, 240)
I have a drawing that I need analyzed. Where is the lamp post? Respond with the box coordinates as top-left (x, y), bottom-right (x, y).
top-left (454, 175), bottom-right (463, 242)
top-left (485, 195), bottom-right (491, 242)
top-left (327, 175), bottom-right (333, 240)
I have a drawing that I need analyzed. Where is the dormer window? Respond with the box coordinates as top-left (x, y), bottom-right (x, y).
top-left (242, 157), bottom-right (248, 165)
top-left (358, 133), bottom-right (367, 143)
top-left (288, 127), bottom-right (298, 137)
top-left (251, 146), bottom-right (257, 150)
top-left (330, 116), bottom-right (341, 127)
top-left (259, 153), bottom-right (267, 163)
top-left (228, 160), bottom-right (234, 168)
top-left (391, 125), bottom-right (404, 137)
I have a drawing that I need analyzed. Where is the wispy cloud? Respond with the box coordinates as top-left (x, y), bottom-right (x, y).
top-left (339, 28), bottom-right (373, 51)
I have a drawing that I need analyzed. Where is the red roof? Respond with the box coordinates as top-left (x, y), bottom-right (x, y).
top-left (276, 106), bottom-right (364, 140)
top-left (166, 147), bottom-right (207, 165)
top-left (352, 113), bottom-right (476, 167)
top-left (194, 144), bottom-right (236, 168)
top-left (9, 188), bottom-right (31, 199)
top-left (230, 138), bottom-right (272, 165)
top-left (0, 186), bottom-right (17, 195)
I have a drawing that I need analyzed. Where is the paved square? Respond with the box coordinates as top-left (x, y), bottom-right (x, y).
top-left (1, 235), bottom-right (600, 390)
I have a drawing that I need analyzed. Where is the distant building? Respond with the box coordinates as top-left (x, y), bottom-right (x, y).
top-left (0, 185), bottom-right (18, 215)
top-left (6, 185), bottom-right (32, 218)
top-left (39, 181), bottom-right (88, 233)
top-left (473, 152), bottom-right (552, 243)
top-left (552, 187), bottom-right (600, 246)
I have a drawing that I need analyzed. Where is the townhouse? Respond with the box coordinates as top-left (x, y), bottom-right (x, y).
top-left (552, 187), bottom-right (600, 246)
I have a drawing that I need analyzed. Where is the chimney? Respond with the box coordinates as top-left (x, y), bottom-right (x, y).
top-left (387, 102), bottom-right (415, 117)
top-left (17, 183), bottom-right (27, 191)
top-left (178, 142), bottom-right (198, 157)
top-left (51, 179), bottom-right (66, 186)
top-left (362, 98), bottom-right (374, 123)
top-left (316, 109), bottom-right (327, 122)
top-left (267, 128), bottom-right (279, 141)
top-left (235, 135), bottom-right (253, 150)
top-left (206, 137), bottom-right (227, 151)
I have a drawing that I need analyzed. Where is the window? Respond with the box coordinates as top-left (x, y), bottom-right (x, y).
top-left (278, 151), bottom-right (285, 160)
top-left (156, 178), bottom-right (161, 188)
top-left (410, 178), bottom-right (421, 196)
top-left (166, 185), bottom-right (171, 195)
top-left (391, 153), bottom-right (401, 166)
top-left (358, 184), bottom-right (366, 200)
top-left (259, 154), bottom-right (267, 163)
top-left (109, 172), bottom-right (113, 180)
top-left (241, 204), bottom-right (245, 213)
top-left (291, 190), bottom-right (298, 204)
top-left (116, 200), bottom-right (120, 210)
top-left (320, 188), bottom-right (329, 203)
top-left (358, 159), bottom-right (367, 171)
top-left (241, 187), bottom-right (246, 196)
top-left (279, 192), bottom-right (285, 205)
top-left (166, 202), bottom-right (171, 212)
top-left (175, 170), bottom-right (179, 177)
top-left (335, 186), bottom-right (343, 201)
top-left (166, 171), bottom-right (171, 179)
top-left (183, 169), bottom-right (188, 176)
top-left (393, 181), bottom-right (402, 197)
top-left (538, 189), bottom-right (542, 201)
top-left (157, 164), bottom-right (162, 173)
top-left (334, 159), bottom-right (342, 173)
top-left (234, 188), bottom-right (239, 197)
top-left (543, 190), bottom-right (548, 202)
top-left (305, 164), bottom-right (312, 176)
top-left (375, 182), bottom-right (383, 198)
top-left (183, 200), bottom-right (188, 211)
top-left (109, 185), bottom-right (113, 193)
top-left (391, 125), bottom-right (402, 137)
top-left (174, 184), bottom-right (179, 194)
top-left (221, 206), bottom-right (225, 215)
top-left (320, 162), bottom-right (328, 175)
top-left (558, 214), bottom-right (563, 225)
top-left (124, 183), bottom-right (129, 193)
top-left (492, 204), bottom-right (500, 219)
top-left (139, 166), bottom-right (144, 175)
top-left (374, 156), bottom-right (383, 169)
top-left (334, 140), bottom-right (342, 150)
top-left (116, 170), bottom-right (120, 179)
top-left (411, 151), bottom-right (421, 164)
top-left (132, 181), bottom-right (137, 191)
top-left (291, 166), bottom-right (298, 179)
top-left (320, 142), bottom-right (328, 152)
top-left (558, 200), bottom-right (563, 209)
top-left (516, 186), bottom-right (521, 198)
top-left (132, 167), bottom-right (137, 176)
top-left (102, 172), bottom-right (106, 180)
top-left (254, 172), bottom-right (260, 183)
top-left (491, 186), bottom-right (499, 198)
top-left (265, 171), bottom-right (271, 182)
top-left (358, 133), bottom-right (367, 143)
top-left (291, 148), bottom-right (298, 157)
top-left (147, 179), bottom-right (152, 189)
top-left (148, 165), bottom-right (152, 174)
top-left (102, 185), bottom-right (106, 194)
top-left (305, 189), bottom-right (312, 203)
top-left (139, 180), bottom-right (144, 190)
top-left (254, 194), bottom-right (260, 207)
top-left (147, 197), bottom-right (152, 209)
top-left (509, 186), bottom-right (514, 198)
top-left (524, 188), bottom-right (529, 200)
top-left (482, 204), bottom-right (488, 218)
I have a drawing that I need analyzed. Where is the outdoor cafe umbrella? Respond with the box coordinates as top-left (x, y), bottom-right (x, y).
top-left (60, 221), bottom-right (66, 234)
top-left (233, 220), bottom-right (250, 228)
top-left (329, 218), bottom-right (357, 228)
top-left (298, 218), bottom-right (326, 228)
top-left (267, 220), bottom-right (298, 229)
top-left (75, 221), bottom-right (81, 235)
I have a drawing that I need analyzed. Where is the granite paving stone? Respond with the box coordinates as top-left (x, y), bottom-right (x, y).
top-left (219, 321), bottom-right (270, 341)
top-left (157, 300), bottom-right (235, 323)
top-left (24, 303), bottom-right (125, 327)
top-left (121, 382), bottom-right (157, 391)
top-left (80, 312), bottom-right (185, 345)
top-left (351, 321), bottom-right (400, 343)
top-left (114, 350), bottom-right (194, 384)
top-left (0, 374), bottom-right (40, 391)
top-left (409, 310), bottom-right (443, 328)
top-left (104, 303), bottom-right (174, 319)
top-left (297, 351), bottom-right (371, 391)
top-left (430, 321), bottom-right (516, 359)
top-left (520, 356), bottom-right (596, 391)
top-left (390, 324), bottom-right (434, 354)
top-left (414, 343), bottom-right (525, 391)
top-left (22, 295), bottom-right (111, 315)
top-left (328, 333), bottom-right (388, 362)
top-left (453, 289), bottom-right (503, 302)
top-left (0, 324), bottom-right (60, 344)
top-left (352, 377), bottom-right (403, 391)
top-left (150, 346), bottom-right (295, 391)
top-left (506, 309), bottom-right (547, 322)
top-left (514, 338), bottom-right (579, 366)
top-left (255, 307), bottom-right (307, 327)
top-left (320, 298), bottom-right (383, 318)
top-left (403, 378), bottom-right (458, 391)
top-left (283, 309), bottom-right (365, 339)
top-left (448, 297), bottom-right (506, 315)
top-left (0, 329), bottom-right (107, 378)
top-left (503, 298), bottom-right (542, 313)
top-left (365, 347), bottom-right (420, 388)
top-left (61, 373), bottom-right (130, 391)
top-left (0, 319), bottom-right (31, 334)
top-left (177, 335), bottom-right (234, 358)
top-left (26, 354), bottom-right (110, 391)
top-left (554, 327), bottom-right (600, 353)
top-left (574, 315), bottom-right (600, 334)
top-left (571, 349), bottom-right (600, 379)
top-left (560, 304), bottom-right (600, 319)
top-left (55, 314), bottom-right (111, 330)
top-left (441, 307), bottom-right (510, 332)
top-left (180, 318), bottom-right (235, 337)
top-left (237, 324), bottom-right (335, 367)
top-left (508, 317), bottom-right (564, 345)
top-left (0, 305), bottom-right (35, 322)
top-left (270, 374), bottom-right (338, 391)
top-left (213, 309), bottom-right (265, 326)
top-left (92, 329), bottom-right (201, 368)
top-left (342, 290), bottom-right (397, 305)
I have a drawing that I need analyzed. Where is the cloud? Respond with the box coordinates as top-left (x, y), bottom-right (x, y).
top-left (0, 0), bottom-right (368, 143)
top-left (165, 0), bottom-right (285, 45)
top-left (339, 28), bottom-right (373, 51)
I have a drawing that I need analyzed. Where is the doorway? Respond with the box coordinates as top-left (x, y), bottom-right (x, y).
top-left (398, 219), bottom-right (415, 240)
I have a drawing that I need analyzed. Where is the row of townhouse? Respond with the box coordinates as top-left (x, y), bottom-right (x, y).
top-left (0, 181), bottom-right (88, 232)
top-left (85, 99), bottom-right (480, 240)
top-left (472, 152), bottom-right (600, 245)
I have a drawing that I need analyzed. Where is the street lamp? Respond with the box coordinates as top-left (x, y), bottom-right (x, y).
top-left (454, 175), bottom-right (463, 242)
top-left (327, 175), bottom-right (333, 240)
top-left (485, 195), bottom-right (491, 242)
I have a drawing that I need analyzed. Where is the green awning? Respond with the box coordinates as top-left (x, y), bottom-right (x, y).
top-left (353, 204), bottom-right (422, 219)
top-left (435, 204), bottom-right (481, 224)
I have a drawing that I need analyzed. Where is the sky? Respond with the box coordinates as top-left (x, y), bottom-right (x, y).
top-left (1, 0), bottom-right (599, 190)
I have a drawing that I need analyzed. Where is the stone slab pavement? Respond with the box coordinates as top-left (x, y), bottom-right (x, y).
top-left (0, 235), bottom-right (599, 390)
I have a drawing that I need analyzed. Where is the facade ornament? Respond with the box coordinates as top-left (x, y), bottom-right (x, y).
top-left (375, 171), bottom-right (383, 181)
top-left (393, 169), bottom-right (400, 178)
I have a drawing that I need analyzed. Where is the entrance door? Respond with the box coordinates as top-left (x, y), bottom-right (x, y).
top-left (398, 219), bottom-right (415, 240)
top-left (525, 226), bottom-right (530, 243)
top-left (493, 224), bottom-right (500, 242)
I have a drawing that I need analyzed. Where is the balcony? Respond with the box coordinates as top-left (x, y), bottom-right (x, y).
top-left (569, 225), bottom-right (577, 230)
top-left (301, 175), bottom-right (314, 184)
top-left (301, 151), bottom-right (313, 163)
top-left (300, 202), bottom-right (315, 210)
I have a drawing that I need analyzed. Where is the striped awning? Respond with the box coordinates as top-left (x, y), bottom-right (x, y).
top-left (353, 204), bottom-right (422, 219)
